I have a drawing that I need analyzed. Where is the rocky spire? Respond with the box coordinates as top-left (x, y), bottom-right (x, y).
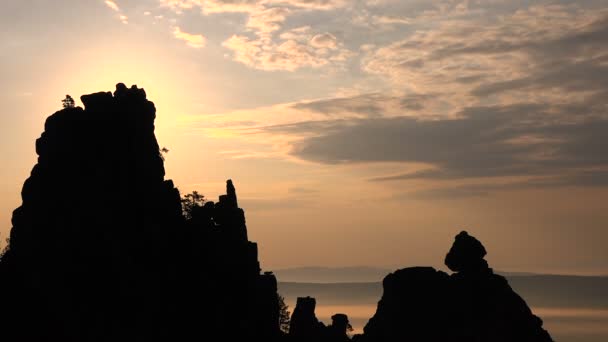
top-left (226, 179), bottom-right (238, 208)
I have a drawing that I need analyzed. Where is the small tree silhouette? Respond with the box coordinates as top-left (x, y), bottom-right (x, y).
top-left (181, 191), bottom-right (205, 219)
top-left (62, 95), bottom-right (75, 108)
top-left (278, 294), bottom-right (291, 334)
top-left (159, 147), bottom-right (169, 161)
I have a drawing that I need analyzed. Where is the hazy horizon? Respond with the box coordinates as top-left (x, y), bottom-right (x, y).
top-left (272, 265), bottom-right (608, 278)
top-left (2, 0), bottom-right (608, 276)
top-left (277, 274), bottom-right (608, 340)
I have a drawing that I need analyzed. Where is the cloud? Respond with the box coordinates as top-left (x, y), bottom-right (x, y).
top-left (371, 15), bottom-right (411, 25)
top-left (362, 3), bottom-right (608, 100)
top-left (183, 0), bottom-right (608, 195)
top-left (159, 0), bottom-right (260, 15)
top-left (104, 0), bottom-right (128, 24)
top-left (246, 7), bottom-right (290, 34)
top-left (173, 26), bottom-right (207, 48)
top-left (222, 34), bottom-right (326, 71)
top-left (273, 0), bottom-right (346, 10)
top-left (310, 33), bottom-right (337, 49)
top-left (104, 0), bottom-right (120, 12)
top-left (159, 0), bottom-right (346, 13)
top-left (186, 100), bottom-right (608, 192)
top-left (408, 170), bottom-right (608, 199)
top-left (187, 89), bottom-right (607, 185)
top-left (261, 101), bottom-right (608, 187)
top-left (222, 28), bottom-right (352, 71)
top-left (159, 0), bottom-right (352, 70)
top-left (274, 1), bottom-right (607, 192)
top-left (291, 93), bottom-right (435, 118)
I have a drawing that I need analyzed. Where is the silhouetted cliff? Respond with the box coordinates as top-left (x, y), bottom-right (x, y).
top-left (173, 179), bottom-right (280, 341)
top-left (354, 231), bottom-right (553, 342)
top-left (0, 84), bottom-right (281, 341)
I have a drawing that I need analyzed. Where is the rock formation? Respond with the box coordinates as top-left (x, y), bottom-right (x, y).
top-left (288, 296), bottom-right (353, 342)
top-left (289, 296), bottom-right (326, 341)
top-left (0, 84), bottom-right (281, 342)
top-left (326, 314), bottom-right (352, 342)
top-left (445, 231), bottom-right (489, 274)
top-left (175, 179), bottom-right (280, 341)
top-left (355, 231), bottom-right (553, 342)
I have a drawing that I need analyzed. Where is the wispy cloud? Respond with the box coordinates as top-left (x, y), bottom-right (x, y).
top-left (246, 7), bottom-right (290, 34)
top-left (173, 26), bottom-right (206, 48)
top-left (159, 0), bottom-right (346, 13)
top-left (222, 24), bottom-right (352, 71)
top-left (222, 33), bottom-right (351, 71)
top-left (159, 0), bottom-right (260, 14)
top-left (159, 0), bottom-right (352, 71)
top-left (104, 0), bottom-right (129, 24)
top-left (104, 0), bottom-right (120, 12)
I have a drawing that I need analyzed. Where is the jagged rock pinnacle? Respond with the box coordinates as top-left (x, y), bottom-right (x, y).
top-left (227, 179), bottom-right (238, 208)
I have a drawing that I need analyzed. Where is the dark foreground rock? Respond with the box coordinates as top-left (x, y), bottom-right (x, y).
top-left (354, 231), bottom-right (553, 342)
top-left (289, 296), bottom-right (326, 341)
top-left (288, 296), bottom-right (352, 342)
top-left (0, 84), bottom-right (281, 342)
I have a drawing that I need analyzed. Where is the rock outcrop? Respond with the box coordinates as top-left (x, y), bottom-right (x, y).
top-left (326, 314), bottom-right (352, 342)
top-left (288, 297), bottom-right (352, 342)
top-left (174, 179), bottom-right (280, 341)
top-left (445, 231), bottom-right (489, 274)
top-left (0, 84), bottom-right (281, 342)
top-left (289, 296), bottom-right (326, 341)
top-left (356, 231), bottom-right (553, 342)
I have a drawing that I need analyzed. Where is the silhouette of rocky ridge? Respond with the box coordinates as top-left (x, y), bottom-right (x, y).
top-left (0, 84), bottom-right (554, 342)
top-left (0, 84), bottom-right (280, 341)
top-left (353, 231), bottom-right (553, 341)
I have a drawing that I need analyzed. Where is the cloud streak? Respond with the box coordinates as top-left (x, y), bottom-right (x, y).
top-left (222, 27), bottom-right (352, 71)
top-left (104, 0), bottom-right (128, 24)
top-left (159, 0), bottom-right (346, 13)
top-left (104, 0), bottom-right (120, 12)
top-left (173, 26), bottom-right (206, 48)
top-left (160, 0), bottom-right (352, 70)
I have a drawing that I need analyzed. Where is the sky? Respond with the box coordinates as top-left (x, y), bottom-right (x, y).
top-left (0, 0), bottom-right (607, 275)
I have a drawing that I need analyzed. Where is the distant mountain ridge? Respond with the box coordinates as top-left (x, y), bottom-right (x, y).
top-left (274, 266), bottom-right (392, 283)
top-left (274, 266), bottom-right (608, 284)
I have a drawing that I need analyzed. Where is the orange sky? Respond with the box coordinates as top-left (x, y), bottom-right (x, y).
top-left (1, 0), bottom-right (607, 274)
